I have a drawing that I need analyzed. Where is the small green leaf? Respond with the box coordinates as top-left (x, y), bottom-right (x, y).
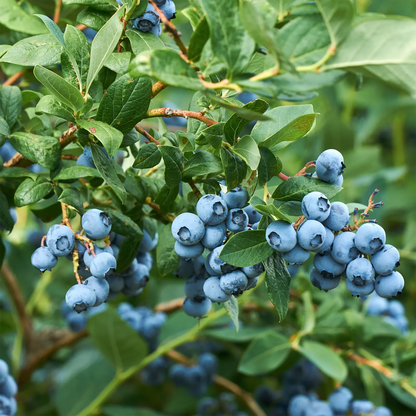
top-left (183, 151), bottom-right (223, 179)
top-left (258, 147), bottom-right (278, 186)
top-left (133, 143), bottom-right (161, 169)
top-left (14, 178), bottom-right (53, 207)
top-left (233, 135), bottom-right (260, 171)
top-left (126, 29), bottom-right (166, 55)
top-left (198, 123), bottom-right (224, 149)
top-left (0, 167), bottom-right (37, 180)
top-left (58, 188), bottom-right (84, 214)
top-left (54, 166), bottom-right (101, 181)
top-left (154, 184), bottom-right (179, 207)
top-left (159, 146), bottom-right (184, 189)
top-left (77, 7), bottom-right (112, 31)
top-left (35, 14), bottom-right (65, 46)
top-left (0, 116), bottom-right (10, 142)
top-left (102, 208), bottom-right (142, 238)
top-left (116, 235), bottom-right (142, 273)
top-left (35, 95), bottom-right (75, 122)
top-left (252, 203), bottom-right (292, 223)
top-left (0, 86), bottom-right (22, 128)
top-left (220, 147), bottom-right (247, 191)
top-left (224, 297), bottom-right (239, 332)
top-left (220, 230), bottom-right (274, 267)
top-left (264, 251), bottom-right (291, 322)
top-left (104, 52), bottom-right (131, 74)
top-left (156, 224), bottom-right (180, 276)
top-left (0, 191), bottom-right (14, 232)
top-left (188, 17), bottom-right (210, 62)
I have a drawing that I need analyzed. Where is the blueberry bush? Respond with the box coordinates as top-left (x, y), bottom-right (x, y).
top-left (0, 0), bottom-right (415, 415)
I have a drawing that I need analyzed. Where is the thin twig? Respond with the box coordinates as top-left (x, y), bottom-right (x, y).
top-left (2, 71), bottom-right (25, 87)
top-left (189, 181), bottom-right (203, 199)
top-left (154, 297), bottom-right (184, 313)
top-left (152, 81), bottom-right (168, 98)
top-left (145, 108), bottom-right (218, 127)
top-left (278, 172), bottom-right (290, 181)
top-left (61, 154), bottom-right (79, 161)
top-left (53, 0), bottom-right (63, 24)
top-left (135, 125), bottom-right (161, 146)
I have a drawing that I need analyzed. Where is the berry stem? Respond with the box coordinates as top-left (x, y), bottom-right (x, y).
top-left (53, 0), bottom-right (63, 24)
top-left (295, 161), bottom-right (316, 177)
top-left (278, 172), bottom-right (290, 181)
top-left (188, 181), bottom-right (202, 199)
top-left (135, 125), bottom-right (161, 146)
top-left (145, 108), bottom-right (218, 127)
top-left (72, 246), bottom-right (82, 284)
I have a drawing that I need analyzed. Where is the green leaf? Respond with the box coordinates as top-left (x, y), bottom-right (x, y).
top-left (86, 6), bottom-right (125, 94)
top-left (0, 86), bottom-right (22, 128)
top-left (0, 191), bottom-right (14, 232)
top-left (103, 208), bottom-right (142, 238)
top-left (233, 135), bottom-right (260, 171)
top-left (34, 66), bottom-right (84, 112)
top-left (238, 332), bottom-right (291, 375)
top-left (35, 95), bottom-right (75, 122)
top-left (103, 406), bottom-right (165, 416)
top-left (91, 144), bottom-right (127, 203)
top-left (183, 151), bottom-right (223, 179)
top-left (264, 251), bottom-right (291, 322)
top-left (154, 184), bottom-right (179, 207)
top-left (126, 29), bottom-right (166, 55)
top-left (54, 166), bottom-right (101, 181)
top-left (0, 34), bottom-right (63, 67)
top-left (35, 14), bottom-right (65, 47)
top-left (156, 224), bottom-right (180, 276)
top-left (258, 147), bottom-right (278, 186)
top-left (315, 0), bottom-right (355, 46)
top-left (77, 7), bottom-right (112, 31)
top-left (360, 366), bottom-right (384, 406)
top-left (0, 0), bottom-right (48, 35)
top-left (201, 0), bottom-right (255, 77)
top-left (299, 340), bottom-right (348, 383)
top-left (378, 373), bottom-right (416, 410)
top-left (58, 188), bottom-right (84, 214)
top-left (204, 326), bottom-right (269, 342)
top-left (300, 291), bottom-right (315, 335)
top-left (224, 99), bottom-right (269, 145)
top-left (224, 296), bottom-right (239, 332)
top-left (14, 178), bottom-right (53, 207)
top-left (188, 17), bottom-right (210, 62)
top-left (252, 203), bottom-right (291, 223)
top-left (0, 167), bottom-right (37, 180)
top-left (104, 52), bottom-right (131, 74)
top-left (219, 230), bottom-right (273, 267)
top-left (198, 123), bottom-right (224, 149)
top-left (0, 116), bottom-right (10, 142)
top-left (78, 120), bottom-right (123, 157)
top-left (116, 235), bottom-right (142, 273)
top-left (159, 146), bottom-right (184, 189)
top-left (220, 147), bottom-right (247, 191)
top-left (133, 143), bottom-right (161, 169)
top-left (63, 0), bottom-right (116, 10)
top-left (10, 132), bottom-right (61, 170)
top-left (272, 176), bottom-right (343, 202)
top-left (96, 74), bottom-right (152, 134)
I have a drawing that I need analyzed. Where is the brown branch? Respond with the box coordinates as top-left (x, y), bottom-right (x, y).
top-left (345, 351), bottom-right (393, 378)
top-left (1, 263), bottom-right (33, 347)
top-left (189, 181), bottom-right (202, 199)
top-left (154, 297), bottom-right (184, 313)
top-left (152, 81), bottom-right (168, 98)
top-left (75, 24), bottom-right (87, 31)
top-left (166, 350), bottom-right (266, 416)
top-left (3, 126), bottom-right (78, 168)
top-left (145, 108), bottom-right (218, 127)
top-left (53, 0), bottom-right (63, 24)
top-left (61, 154), bottom-right (79, 161)
top-left (278, 172), bottom-right (290, 181)
top-left (2, 70), bottom-right (25, 87)
top-left (135, 125), bottom-right (161, 145)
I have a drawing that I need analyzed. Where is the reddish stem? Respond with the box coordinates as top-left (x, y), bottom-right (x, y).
top-left (278, 172), bottom-right (290, 181)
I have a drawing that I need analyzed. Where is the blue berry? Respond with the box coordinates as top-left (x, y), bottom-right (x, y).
top-left (124, 263), bottom-right (150, 291)
top-left (82, 209), bottom-right (112, 240)
top-left (282, 244), bottom-right (310, 265)
top-left (193, 255), bottom-right (206, 277)
top-left (388, 300), bottom-right (405, 318)
top-left (136, 251), bottom-right (153, 270)
top-left (301, 192), bottom-right (331, 222)
top-left (246, 276), bottom-right (259, 290)
top-left (133, 3), bottom-right (160, 32)
top-left (288, 395), bottom-right (310, 416)
top-left (375, 271), bottom-right (404, 298)
top-left (31, 246), bottom-right (58, 272)
top-left (197, 397), bottom-right (218, 415)
top-left (305, 401), bottom-right (333, 416)
top-left (65, 284), bottom-right (97, 313)
top-left (185, 365), bottom-right (208, 393)
top-left (203, 277), bottom-right (230, 303)
top-left (198, 353), bottom-right (217, 381)
top-left (366, 293), bottom-right (389, 315)
top-left (322, 202), bottom-right (349, 231)
top-left (150, 23), bottom-right (162, 36)
top-left (346, 278), bottom-right (375, 297)
top-left (89, 252), bottom-right (117, 278)
top-left (0, 375), bottom-right (17, 397)
top-left (183, 297), bottom-right (212, 317)
top-left (315, 226), bottom-right (334, 253)
top-left (174, 241), bottom-right (204, 259)
top-left (174, 258), bottom-right (195, 279)
top-left (83, 245), bottom-right (105, 269)
top-left (351, 400), bottom-right (374, 416)
top-left (172, 213), bottom-right (205, 246)
top-left (313, 251), bottom-right (346, 278)
top-left (169, 364), bottom-right (188, 387)
top-left (329, 386), bottom-right (353, 413)
top-left (266, 221), bottom-right (297, 252)
top-left (315, 149), bottom-right (345, 183)
top-left (225, 208), bottom-right (248, 232)
top-left (243, 205), bottom-right (262, 224)
top-left (0, 395), bottom-right (12, 415)
top-left (140, 357), bottom-right (167, 386)
top-left (66, 311), bottom-right (87, 332)
top-left (185, 276), bottom-right (206, 300)
top-left (159, 0), bottom-right (176, 20)
top-left (0, 361), bottom-right (8, 385)
top-left (242, 262), bottom-right (264, 278)
top-left (331, 232), bottom-right (360, 263)
top-left (310, 268), bottom-right (341, 292)
top-left (77, 153), bottom-right (95, 168)
top-left (46, 225), bottom-right (75, 257)
top-left (355, 223), bottom-right (386, 255)
top-left (346, 257), bottom-right (375, 286)
top-left (209, 245), bottom-right (235, 274)
top-left (205, 252), bottom-right (221, 276)
top-left (220, 185), bottom-right (248, 208)
top-left (83, 276), bottom-right (109, 306)
top-left (220, 270), bottom-right (248, 295)
top-left (197, 194), bottom-right (228, 225)
top-left (371, 244), bottom-right (400, 275)
top-left (141, 313), bottom-right (166, 339)
top-left (373, 407), bottom-right (392, 416)
top-left (201, 223), bottom-right (227, 249)
top-left (138, 230), bottom-right (157, 252)
top-left (297, 220), bottom-right (326, 251)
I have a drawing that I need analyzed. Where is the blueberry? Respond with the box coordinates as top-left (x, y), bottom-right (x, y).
top-left (141, 313), bottom-right (166, 339)
top-left (301, 192), bottom-right (331, 222)
top-left (117, 302), bottom-right (133, 315)
top-left (305, 400), bottom-right (333, 416)
top-left (140, 357), bottom-right (166, 386)
top-left (197, 397), bottom-right (218, 415)
top-left (315, 149), bottom-right (345, 183)
top-left (351, 400), bottom-right (374, 416)
top-left (184, 364), bottom-right (208, 387)
top-left (314, 226), bottom-right (334, 253)
top-left (244, 205), bottom-right (262, 224)
top-left (193, 256), bottom-right (207, 277)
top-left (242, 262), bottom-right (264, 278)
top-left (150, 22), bottom-right (162, 36)
top-left (388, 300), bottom-right (405, 318)
top-left (82, 209), bottom-right (112, 240)
top-left (203, 276), bottom-right (231, 303)
top-left (0, 361), bottom-right (8, 385)
top-left (346, 257), bottom-right (375, 286)
top-left (225, 208), bottom-right (249, 232)
top-left (87, 303), bottom-right (108, 317)
top-left (375, 271), bottom-right (404, 298)
top-left (174, 241), bottom-right (204, 259)
top-left (198, 353), bottom-right (218, 381)
top-left (201, 222), bottom-right (227, 249)
top-left (314, 251), bottom-right (346, 278)
top-left (89, 252), bottom-right (117, 278)
top-left (183, 297), bottom-right (212, 317)
top-left (159, 0), bottom-right (176, 20)
top-left (136, 251), bottom-right (153, 270)
top-left (172, 213), bottom-right (205, 246)
top-left (31, 246), bottom-right (58, 272)
top-left (246, 276), bottom-right (259, 290)
top-left (174, 258), bottom-right (195, 279)
top-left (220, 270), bottom-right (248, 295)
top-left (0, 375), bottom-right (17, 397)
top-left (371, 244), bottom-right (400, 275)
top-left (288, 395), bottom-right (310, 416)
top-left (139, 230), bottom-right (158, 253)
top-left (346, 278), bottom-right (375, 297)
top-left (83, 276), bottom-right (109, 306)
top-left (395, 315), bottom-right (409, 334)
top-left (83, 244), bottom-right (104, 269)
top-left (0, 142), bottom-right (17, 163)
top-left (220, 185), bottom-right (248, 208)
top-left (297, 220), bottom-right (326, 251)
top-left (310, 268), bottom-right (341, 292)
top-left (0, 395), bottom-right (12, 415)
top-left (133, 3), bottom-right (160, 32)
top-left (9, 396), bottom-right (16, 415)
top-left (209, 245), bottom-right (236, 274)
top-left (266, 221), bottom-right (297, 252)
top-left (124, 263), bottom-right (150, 291)
top-left (355, 223), bottom-right (386, 255)
top-left (333, 174), bottom-right (344, 186)
top-left (322, 202), bottom-right (349, 231)
top-left (66, 311), bottom-right (87, 332)
top-left (331, 232), bottom-right (360, 264)
top-left (373, 406), bottom-right (393, 416)
top-left (169, 364), bottom-right (188, 387)
top-left (329, 386), bottom-right (353, 413)
top-left (46, 225), bottom-right (75, 257)
top-left (185, 276), bottom-right (206, 300)
top-left (251, 221), bottom-right (259, 230)
top-left (65, 284), bottom-right (97, 313)
top-left (366, 293), bottom-right (389, 315)
top-left (282, 244), bottom-right (310, 265)
top-left (77, 153), bottom-right (95, 168)
top-left (205, 252), bottom-right (221, 276)
top-left (197, 194), bottom-right (228, 225)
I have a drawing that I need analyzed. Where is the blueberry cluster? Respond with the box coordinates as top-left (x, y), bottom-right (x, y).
top-left (196, 393), bottom-right (248, 416)
top-left (172, 187), bottom-right (263, 318)
top-left (0, 359), bottom-right (17, 416)
top-left (366, 293), bottom-right (408, 334)
top-left (169, 352), bottom-right (218, 396)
